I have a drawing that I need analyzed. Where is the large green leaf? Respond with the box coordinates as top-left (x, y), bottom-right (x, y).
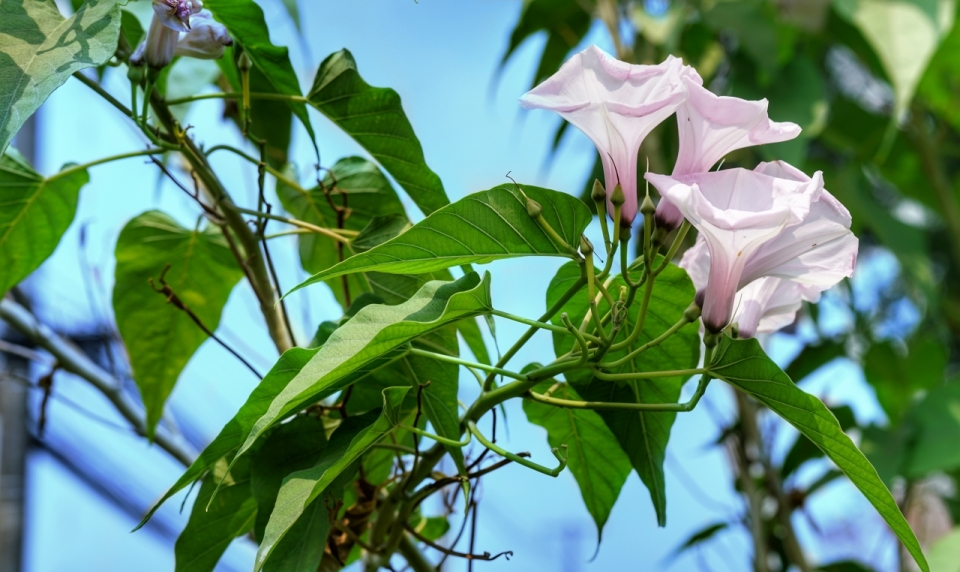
top-left (711, 336), bottom-right (928, 572)
top-left (290, 183), bottom-right (591, 293)
top-left (546, 260), bottom-right (701, 526)
top-left (250, 415), bottom-right (329, 542)
top-left (113, 211), bottom-right (244, 437)
top-left (0, 0), bottom-right (121, 153)
top-left (0, 149), bottom-right (87, 297)
top-left (201, 0), bottom-right (316, 154)
top-left (251, 415), bottom-right (334, 572)
top-left (833, 0), bottom-right (955, 117)
top-left (523, 380), bottom-right (632, 543)
top-left (140, 272), bottom-right (490, 528)
top-left (277, 157), bottom-right (405, 307)
top-left (174, 456), bottom-right (256, 572)
top-left (255, 388), bottom-right (409, 571)
top-left (307, 49), bottom-right (448, 217)
top-left (781, 405), bottom-right (858, 479)
top-left (236, 272), bottom-right (492, 464)
top-left (919, 21), bottom-right (960, 132)
top-left (137, 347), bottom-right (321, 530)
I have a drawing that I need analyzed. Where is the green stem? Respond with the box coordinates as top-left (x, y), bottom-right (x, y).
top-left (149, 90), bottom-right (294, 352)
top-left (371, 443), bottom-right (417, 455)
top-left (398, 425), bottom-right (471, 448)
top-left (592, 367), bottom-right (706, 381)
top-left (466, 420), bottom-right (567, 477)
top-left (526, 374), bottom-right (711, 412)
top-left (481, 274), bottom-right (587, 391)
top-left (535, 213), bottom-right (579, 257)
top-left (408, 347), bottom-right (527, 381)
top-left (73, 71), bottom-right (134, 117)
top-left (231, 206), bottom-right (352, 243)
top-left (654, 221), bottom-right (690, 276)
top-left (51, 148), bottom-right (166, 180)
top-left (490, 309), bottom-right (601, 343)
top-left (561, 313), bottom-right (590, 363)
top-left (612, 269), bottom-right (656, 350)
top-left (204, 144), bottom-right (305, 191)
top-left (163, 91), bottom-right (308, 106)
top-left (604, 310), bottom-right (695, 366)
top-left (397, 533), bottom-right (437, 572)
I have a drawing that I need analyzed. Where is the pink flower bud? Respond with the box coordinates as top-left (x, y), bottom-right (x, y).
top-left (174, 10), bottom-right (232, 60)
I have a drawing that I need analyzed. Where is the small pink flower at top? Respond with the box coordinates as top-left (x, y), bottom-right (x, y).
top-left (520, 46), bottom-right (696, 226)
top-left (646, 161), bottom-right (857, 334)
top-left (655, 79), bottom-right (802, 233)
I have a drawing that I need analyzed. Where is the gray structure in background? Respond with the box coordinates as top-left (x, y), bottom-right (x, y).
top-left (0, 114), bottom-right (36, 572)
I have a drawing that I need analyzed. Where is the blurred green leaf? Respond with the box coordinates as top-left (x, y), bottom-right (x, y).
top-left (919, 20), bottom-right (960, 132)
top-left (0, 0), bottom-right (121, 153)
top-left (906, 381), bottom-right (960, 477)
top-left (928, 526), bottom-right (960, 572)
top-left (702, 0), bottom-right (794, 75)
top-left (817, 561), bottom-right (876, 572)
top-left (255, 388), bottom-right (409, 571)
top-left (784, 339), bottom-right (847, 384)
top-left (500, 0), bottom-right (593, 89)
top-left (120, 9), bottom-right (144, 50)
top-left (547, 260), bottom-right (701, 527)
top-left (202, 0), bottom-right (316, 154)
top-left (0, 149), bottom-right (86, 298)
top-left (667, 521), bottom-right (728, 561)
top-left (860, 423), bottom-right (911, 488)
top-left (290, 184), bottom-right (591, 293)
top-left (863, 335), bottom-right (946, 424)
top-left (523, 379), bottom-right (632, 543)
top-left (409, 514), bottom-right (450, 542)
top-left (712, 336), bottom-right (928, 572)
top-left (174, 456), bottom-right (256, 572)
top-left (113, 211), bottom-right (243, 437)
top-left (307, 49), bottom-right (449, 216)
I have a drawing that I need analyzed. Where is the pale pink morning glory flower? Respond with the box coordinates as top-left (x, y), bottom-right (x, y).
top-left (647, 162), bottom-right (857, 333)
top-left (681, 235), bottom-right (825, 338)
top-left (520, 46), bottom-right (695, 225)
top-left (655, 79), bottom-right (802, 232)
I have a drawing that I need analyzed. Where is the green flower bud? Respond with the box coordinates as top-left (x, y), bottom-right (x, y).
top-left (591, 179), bottom-right (606, 202)
top-left (640, 193), bottom-right (656, 216)
top-left (525, 196), bottom-right (542, 218)
top-left (609, 184), bottom-right (625, 207)
top-left (579, 235), bottom-right (594, 255)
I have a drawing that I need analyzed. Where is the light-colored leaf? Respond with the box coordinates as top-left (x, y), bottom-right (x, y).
top-left (290, 183), bottom-right (591, 293)
top-left (833, 0), bottom-right (955, 116)
top-left (113, 211), bottom-right (244, 437)
top-left (0, 149), bottom-right (86, 297)
top-left (711, 336), bottom-right (928, 572)
top-left (0, 0), bottom-right (121, 153)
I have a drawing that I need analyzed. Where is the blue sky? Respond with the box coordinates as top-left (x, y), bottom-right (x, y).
top-left (19, 1), bottom-right (898, 570)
